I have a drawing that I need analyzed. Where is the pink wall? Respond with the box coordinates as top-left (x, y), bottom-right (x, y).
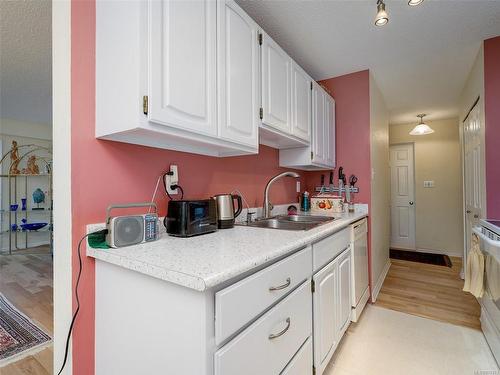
top-left (70, 2), bottom-right (304, 373)
top-left (484, 36), bottom-right (500, 219)
top-left (306, 71), bottom-right (372, 205)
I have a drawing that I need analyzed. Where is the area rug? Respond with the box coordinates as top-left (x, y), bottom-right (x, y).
top-left (390, 248), bottom-right (453, 267)
top-left (0, 293), bottom-right (51, 367)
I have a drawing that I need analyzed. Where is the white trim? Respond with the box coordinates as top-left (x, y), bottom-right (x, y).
top-left (52, 1), bottom-right (72, 374)
top-left (371, 259), bottom-right (391, 303)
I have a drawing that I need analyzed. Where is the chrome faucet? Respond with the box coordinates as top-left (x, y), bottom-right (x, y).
top-left (262, 171), bottom-right (300, 219)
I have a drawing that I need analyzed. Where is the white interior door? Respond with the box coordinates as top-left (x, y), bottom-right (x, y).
top-left (463, 102), bottom-right (484, 264)
top-left (390, 143), bottom-right (416, 249)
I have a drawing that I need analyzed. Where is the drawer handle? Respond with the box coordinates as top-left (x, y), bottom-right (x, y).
top-left (269, 277), bottom-right (291, 291)
top-left (268, 318), bottom-right (291, 340)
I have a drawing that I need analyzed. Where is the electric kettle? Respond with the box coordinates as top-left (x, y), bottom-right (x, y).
top-left (213, 194), bottom-right (242, 229)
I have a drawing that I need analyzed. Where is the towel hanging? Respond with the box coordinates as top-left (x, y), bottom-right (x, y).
top-left (463, 233), bottom-right (485, 298)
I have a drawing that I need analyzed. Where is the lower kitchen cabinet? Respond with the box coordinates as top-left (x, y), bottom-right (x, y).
top-left (312, 246), bottom-right (352, 375)
top-left (93, 225), bottom-right (359, 375)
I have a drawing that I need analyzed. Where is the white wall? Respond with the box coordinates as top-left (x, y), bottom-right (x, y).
top-left (369, 74), bottom-right (390, 300)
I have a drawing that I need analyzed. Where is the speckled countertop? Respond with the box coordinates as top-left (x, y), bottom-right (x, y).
top-left (86, 208), bottom-right (368, 292)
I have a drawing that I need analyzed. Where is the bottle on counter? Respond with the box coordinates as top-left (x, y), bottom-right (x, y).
top-left (300, 191), bottom-right (311, 212)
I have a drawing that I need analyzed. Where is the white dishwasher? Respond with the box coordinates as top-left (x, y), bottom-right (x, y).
top-left (350, 218), bottom-right (369, 322)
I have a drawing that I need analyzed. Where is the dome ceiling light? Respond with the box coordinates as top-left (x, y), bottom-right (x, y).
top-left (408, 0), bottom-right (424, 6)
top-left (374, 0), bottom-right (389, 26)
top-left (409, 114), bottom-right (435, 135)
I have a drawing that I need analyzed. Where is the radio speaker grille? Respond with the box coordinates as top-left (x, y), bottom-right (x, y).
top-left (113, 216), bottom-right (144, 247)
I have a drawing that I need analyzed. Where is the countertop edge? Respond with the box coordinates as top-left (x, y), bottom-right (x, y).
top-left (86, 212), bottom-right (367, 292)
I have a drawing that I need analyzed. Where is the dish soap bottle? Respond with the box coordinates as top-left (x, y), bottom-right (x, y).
top-left (300, 191), bottom-right (310, 212)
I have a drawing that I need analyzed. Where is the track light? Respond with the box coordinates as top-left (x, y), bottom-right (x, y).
top-left (409, 114), bottom-right (434, 135)
top-left (408, 0), bottom-right (424, 6)
top-left (375, 0), bottom-right (389, 26)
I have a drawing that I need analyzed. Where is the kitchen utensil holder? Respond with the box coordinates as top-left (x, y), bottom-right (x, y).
top-left (315, 186), bottom-right (359, 193)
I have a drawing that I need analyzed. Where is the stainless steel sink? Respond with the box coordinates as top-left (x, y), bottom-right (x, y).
top-left (275, 215), bottom-right (334, 223)
top-left (242, 215), bottom-right (335, 231)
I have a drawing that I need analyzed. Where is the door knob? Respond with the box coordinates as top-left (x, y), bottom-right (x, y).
top-left (409, 201), bottom-right (414, 205)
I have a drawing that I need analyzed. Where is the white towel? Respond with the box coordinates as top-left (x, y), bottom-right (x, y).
top-left (463, 233), bottom-right (485, 298)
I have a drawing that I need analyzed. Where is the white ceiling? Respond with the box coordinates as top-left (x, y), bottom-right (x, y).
top-left (236, 0), bottom-right (500, 124)
top-left (0, 0), bottom-right (52, 125)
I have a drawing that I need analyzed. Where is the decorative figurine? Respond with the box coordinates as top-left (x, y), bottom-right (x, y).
top-left (32, 188), bottom-right (45, 210)
top-left (9, 141), bottom-right (20, 175)
top-left (22, 155), bottom-right (40, 175)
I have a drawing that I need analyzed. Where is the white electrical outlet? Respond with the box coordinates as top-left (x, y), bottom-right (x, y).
top-left (423, 180), bottom-right (435, 188)
top-left (296, 181), bottom-right (301, 193)
top-left (165, 165), bottom-right (179, 195)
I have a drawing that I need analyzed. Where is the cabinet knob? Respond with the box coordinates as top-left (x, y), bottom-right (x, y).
top-left (409, 201), bottom-right (414, 206)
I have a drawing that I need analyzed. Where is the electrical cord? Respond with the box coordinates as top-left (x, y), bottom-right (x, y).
top-left (162, 171), bottom-right (184, 200)
top-left (57, 229), bottom-right (108, 375)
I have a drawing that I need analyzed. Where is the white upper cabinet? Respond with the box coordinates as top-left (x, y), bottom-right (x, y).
top-left (261, 32), bottom-right (292, 134)
top-left (279, 82), bottom-right (335, 170)
top-left (217, 0), bottom-right (259, 148)
top-left (291, 62), bottom-right (312, 142)
top-left (260, 33), bottom-right (311, 149)
top-left (96, 0), bottom-right (259, 157)
top-left (312, 81), bottom-right (327, 165)
top-left (149, 0), bottom-right (217, 136)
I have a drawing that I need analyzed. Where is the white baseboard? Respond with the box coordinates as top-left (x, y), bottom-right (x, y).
top-left (371, 259), bottom-right (391, 303)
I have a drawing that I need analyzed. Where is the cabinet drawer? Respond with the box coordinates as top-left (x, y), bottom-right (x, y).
top-left (215, 280), bottom-right (312, 375)
top-left (313, 228), bottom-right (350, 272)
top-left (215, 247), bottom-right (312, 344)
top-left (281, 336), bottom-right (313, 375)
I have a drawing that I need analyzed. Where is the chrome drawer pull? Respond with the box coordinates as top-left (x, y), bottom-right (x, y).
top-left (268, 318), bottom-right (291, 340)
top-left (269, 277), bottom-right (291, 291)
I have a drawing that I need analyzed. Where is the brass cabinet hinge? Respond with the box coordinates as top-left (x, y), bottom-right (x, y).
top-left (311, 279), bottom-right (315, 293)
top-left (260, 107), bottom-right (263, 120)
top-left (313, 365), bottom-right (316, 375)
top-left (310, 151), bottom-right (314, 160)
top-left (143, 95), bottom-right (148, 115)
top-left (258, 32), bottom-right (263, 45)
top-left (310, 81), bottom-right (313, 90)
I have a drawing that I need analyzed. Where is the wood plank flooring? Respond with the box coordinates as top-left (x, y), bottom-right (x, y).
top-left (376, 256), bottom-right (481, 330)
top-left (0, 247), bottom-right (53, 375)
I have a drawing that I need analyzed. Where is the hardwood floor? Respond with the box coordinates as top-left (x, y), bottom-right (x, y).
top-left (0, 248), bottom-right (53, 375)
top-left (376, 256), bottom-right (481, 330)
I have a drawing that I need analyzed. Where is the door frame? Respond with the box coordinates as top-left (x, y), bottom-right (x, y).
top-left (389, 142), bottom-right (416, 250)
top-left (53, 1), bottom-right (73, 373)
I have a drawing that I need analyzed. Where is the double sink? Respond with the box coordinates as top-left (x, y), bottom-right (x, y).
top-left (242, 214), bottom-right (335, 231)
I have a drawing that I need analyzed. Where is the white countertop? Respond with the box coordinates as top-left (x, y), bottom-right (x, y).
top-left (86, 208), bottom-right (368, 291)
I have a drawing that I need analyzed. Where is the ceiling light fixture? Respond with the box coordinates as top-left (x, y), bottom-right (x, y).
top-left (409, 114), bottom-right (434, 135)
top-left (374, 0), bottom-right (389, 26)
top-left (408, 0), bottom-right (424, 6)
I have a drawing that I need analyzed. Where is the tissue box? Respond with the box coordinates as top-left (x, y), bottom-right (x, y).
top-left (311, 194), bottom-right (344, 214)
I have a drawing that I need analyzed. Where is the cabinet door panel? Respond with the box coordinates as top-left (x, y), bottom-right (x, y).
top-left (261, 33), bottom-right (291, 133)
top-left (324, 95), bottom-right (335, 167)
top-left (291, 62), bottom-right (311, 142)
top-left (217, 0), bottom-right (259, 147)
top-left (149, 0), bottom-right (217, 135)
top-left (337, 248), bottom-right (352, 336)
top-left (313, 260), bottom-right (337, 374)
top-left (312, 82), bottom-right (326, 165)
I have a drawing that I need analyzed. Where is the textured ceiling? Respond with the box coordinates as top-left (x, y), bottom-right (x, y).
top-left (236, 0), bottom-right (500, 124)
top-left (0, 0), bottom-right (52, 125)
